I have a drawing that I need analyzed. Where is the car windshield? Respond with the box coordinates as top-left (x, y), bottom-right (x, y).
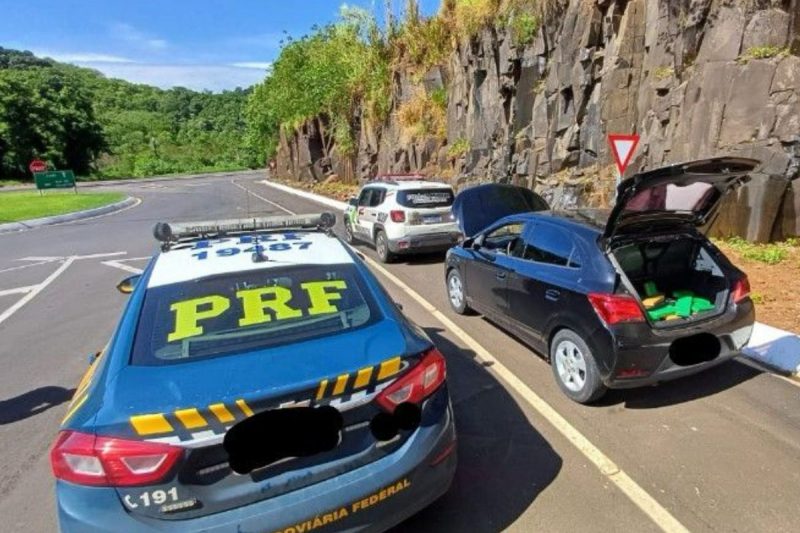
top-left (397, 188), bottom-right (454, 208)
top-left (131, 264), bottom-right (379, 365)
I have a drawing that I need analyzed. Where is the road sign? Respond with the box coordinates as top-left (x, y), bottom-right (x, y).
top-left (607, 133), bottom-right (640, 176)
top-left (29, 159), bottom-right (47, 173)
top-left (34, 170), bottom-right (77, 194)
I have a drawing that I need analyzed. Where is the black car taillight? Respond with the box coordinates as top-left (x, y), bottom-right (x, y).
top-left (588, 292), bottom-right (645, 325)
top-left (51, 430), bottom-right (183, 486)
top-left (375, 348), bottom-right (446, 412)
top-left (731, 277), bottom-right (750, 303)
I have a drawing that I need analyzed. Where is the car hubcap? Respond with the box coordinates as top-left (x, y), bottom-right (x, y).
top-left (554, 340), bottom-right (587, 392)
top-left (377, 237), bottom-right (386, 257)
top-left (448, 275), bottom-right (463, 308)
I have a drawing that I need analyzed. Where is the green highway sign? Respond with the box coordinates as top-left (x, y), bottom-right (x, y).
top-left (34, 170), bottom-right (77, 192)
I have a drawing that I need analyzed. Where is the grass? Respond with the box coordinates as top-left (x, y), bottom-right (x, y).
top-left (653, 65), bottom-right (674, 80)
top-left (447, 137), bottom-right (470, 158)
top-left (507, 11), bottom-right (541, 46)
top-left (396, 89), bottom-right (447, 143)
top-left (0, 190), bottom-right (125, 223)
top-left (737, 45), bottom-right (789, 64)
top-left (717, 236), bottom-right (798, 265)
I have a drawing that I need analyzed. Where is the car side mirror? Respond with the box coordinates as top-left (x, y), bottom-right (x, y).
top-left (348, 197), bottom-right (358, 207)
top-left (87, 350), bottom-right (101, 365)
top-left (116, 274), bottom-right (140, 294)
top-left (473, 235), bottom-right (485, 250)
top-left (395, 301), bottom-right (404, 311)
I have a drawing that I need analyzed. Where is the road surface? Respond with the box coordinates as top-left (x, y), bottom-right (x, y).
top-left (0, 172), bottom-right (798, 532)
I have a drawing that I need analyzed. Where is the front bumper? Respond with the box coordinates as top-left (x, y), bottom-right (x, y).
top-left (387, 232), bottom-right (462, 255)
top-left (602, 301), bottom-right (756, 389)
top-left (56, 401), bottom-right (456, 533)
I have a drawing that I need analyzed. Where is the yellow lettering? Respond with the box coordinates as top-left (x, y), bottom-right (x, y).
top-left (237, 286), bottom-right (302, 327)
top-left (168, 295), bottom-right (230, 342)
top-left (338, 507), bottom-right (348, 518)
top-left (379, 488), bottom-right (387, 501)
top-left (312, 516), bottom-right (323, 529)
top-left (301, 280), bottom-right (347, 316)
top-left (386, 485), bottom-right (396, 497)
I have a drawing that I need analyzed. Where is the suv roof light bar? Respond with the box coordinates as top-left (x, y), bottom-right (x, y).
top-left (153, 212), bottom-right (336, 247)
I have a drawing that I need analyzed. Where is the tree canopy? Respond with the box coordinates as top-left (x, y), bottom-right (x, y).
top-left (0, 47), bottom-right (260, 180)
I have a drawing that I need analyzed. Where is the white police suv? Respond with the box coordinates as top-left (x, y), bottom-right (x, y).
top-left (343, 176), bottom-right (461, 263)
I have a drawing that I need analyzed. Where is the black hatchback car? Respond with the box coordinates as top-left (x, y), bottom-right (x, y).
top-left (444, 157), bottom-right (757, 403)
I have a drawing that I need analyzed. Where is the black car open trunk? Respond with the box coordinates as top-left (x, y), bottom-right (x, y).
top-left (611, 235), bottom-right (730, 328)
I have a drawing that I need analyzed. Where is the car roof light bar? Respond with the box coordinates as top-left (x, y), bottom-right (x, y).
top-left (153, 212), bottom-right (336, 246)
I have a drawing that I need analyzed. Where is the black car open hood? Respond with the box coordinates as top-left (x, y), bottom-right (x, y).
top-left (604, 157), bottom-right (760, 241)
top-left (452, 183), bottom-right (549, 237)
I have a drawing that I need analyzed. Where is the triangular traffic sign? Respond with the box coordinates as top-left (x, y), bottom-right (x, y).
top-left (608, 133), bottom-right (640, 176)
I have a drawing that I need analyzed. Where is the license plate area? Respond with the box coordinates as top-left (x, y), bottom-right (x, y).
top-left (422, 214), bottom-right (442, 224)
top-left (224, 406), bottom-right (343, 474)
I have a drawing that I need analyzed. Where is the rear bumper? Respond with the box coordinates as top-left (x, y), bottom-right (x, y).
top-left (602, 301), bottom-right (756, 389)
top-left (387, 232), bottom-right (461, 255)
top-left (56, 401), bottom-right (456, 533)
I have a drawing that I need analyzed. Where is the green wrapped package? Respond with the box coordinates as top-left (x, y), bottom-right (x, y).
top-left (644, 289), bottom-right (715, 321)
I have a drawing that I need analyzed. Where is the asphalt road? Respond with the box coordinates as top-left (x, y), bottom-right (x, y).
top-left (0, 172), bottom-right (798, 532)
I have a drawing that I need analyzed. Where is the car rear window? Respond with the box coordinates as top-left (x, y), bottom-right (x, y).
top-left (131, 264), bottom-right (379, 365)
top-left (396, 188), bottom-right (454, 208)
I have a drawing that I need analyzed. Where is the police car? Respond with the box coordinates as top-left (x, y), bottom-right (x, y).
top-left (51, 213), bottom-right (457, 532)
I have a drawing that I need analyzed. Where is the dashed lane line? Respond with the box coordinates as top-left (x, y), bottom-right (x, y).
top-left (230, 180), bottom-right (295, 215)
top-left (247, 183), bottom-right (690, 533)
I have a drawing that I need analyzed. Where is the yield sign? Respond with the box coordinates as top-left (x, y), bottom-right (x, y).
top-left (607, 133), bottom-right (640, 176)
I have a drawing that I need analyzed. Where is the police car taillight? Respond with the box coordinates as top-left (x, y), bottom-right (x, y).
top-left (50, 430), bottom-right (183, 487)
top-left (375, 348), bottom-right (446, 412)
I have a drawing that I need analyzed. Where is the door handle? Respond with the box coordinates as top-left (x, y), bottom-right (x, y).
top-left (545, 289), bottom-right (560, 301)
top-left (496, 272), bottom-right (507, 280)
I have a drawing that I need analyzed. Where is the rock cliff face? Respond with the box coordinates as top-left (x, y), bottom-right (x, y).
top-left (276, 0), bottom-right (800, 241)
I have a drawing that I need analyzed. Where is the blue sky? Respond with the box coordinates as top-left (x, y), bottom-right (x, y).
top-left (1, 0), bottom-right (440, 92)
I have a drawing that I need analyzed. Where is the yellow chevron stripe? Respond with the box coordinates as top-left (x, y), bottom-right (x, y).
top-left (316, 379), bottom-right (329, 401)
top-left (208, 403), bottom-right (235, 424)
top-left (332, 374), bottom-right (349, 396)
top-left (377, 357), bottom-right (402, 380)
top-left (174, 408), bottom-right (208, 429)
top-left (130, 413), bottom-right (173, 435)
top-left (236, 399), bottom-right (254, 417)
top-left (353, 367), bottom-right (373, 389)
top-left (61, 394), bottom-right (88, 425)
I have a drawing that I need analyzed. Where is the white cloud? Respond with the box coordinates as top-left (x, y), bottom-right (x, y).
top-left (77, 62), bottom-right (267, 92)
top-left (33, 51), bottom-right (137, 64)
top-left (229, 62), bottom-right (272, 70)
top-left (112, 23), bottom-right (168, 51)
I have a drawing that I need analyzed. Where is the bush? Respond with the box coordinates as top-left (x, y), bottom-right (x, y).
top-left (737, 46), bottom-right (789, 64)
top-left (447, 137), bottom-right (470, 158)
top-left (396, 89), bottom-right (447, 143)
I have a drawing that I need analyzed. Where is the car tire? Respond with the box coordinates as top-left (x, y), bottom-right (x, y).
top-left (344, 222), bottom-right (355, 244)
top-left (375, 230), bottom-right (393, 263)
top-left (550, 329), bottom-right (607, 404)
top-left (446, 269), bottom-right (472, 315)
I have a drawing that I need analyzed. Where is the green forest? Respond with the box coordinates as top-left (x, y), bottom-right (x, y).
top-left (0, 47), bottom-right (262, 181)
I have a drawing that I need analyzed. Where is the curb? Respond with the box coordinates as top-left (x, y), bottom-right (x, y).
top-left (0, 196), bottom-right (139, 234)
top-left (0, 169), bottom-right (264, 192)
top-left (259, 179), bottom-right (800, 378)
top-left (259, 180), bottom-right (348, 211)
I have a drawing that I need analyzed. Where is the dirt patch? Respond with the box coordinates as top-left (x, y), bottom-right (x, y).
top-left (716, 241), bottom-right (800, 334)
top-left (270, 175), bottom-right (358, 202)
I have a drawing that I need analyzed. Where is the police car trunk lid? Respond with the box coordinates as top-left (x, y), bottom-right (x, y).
top-left (103, 319), bottom-right (424, 520)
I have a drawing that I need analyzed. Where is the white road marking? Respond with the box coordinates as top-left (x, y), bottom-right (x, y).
top-left (251, 186), bottom-right (690, 533)
top-left (230, 180), bottom-right (295, 215)
top-left (0, 251), bottom-right (129, 326)
top-left (54, 196), bottom-right (142, 226)
top-left (361, 254), bottom-right (690, 533)
top-left (0, 285), bottom-right (37, 297)
top-left (19, 256), bottom-right (65, 261)
top-left (0, 259), bottom-right (61, 274)
top-left (0, 258), bottom-right (74, 327)
top-left (101, 259), bottom-right (144, 275)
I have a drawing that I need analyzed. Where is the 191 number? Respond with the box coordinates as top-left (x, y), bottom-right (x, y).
top-left (123, 487), bottom-right (178, 509)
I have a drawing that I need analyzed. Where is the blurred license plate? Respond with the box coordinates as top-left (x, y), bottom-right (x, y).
top-left (423, 215), bottom-right (442, 224)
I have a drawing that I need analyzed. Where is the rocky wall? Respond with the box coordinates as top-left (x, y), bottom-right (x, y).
top-left (275, 0), bottom-right (800, 241)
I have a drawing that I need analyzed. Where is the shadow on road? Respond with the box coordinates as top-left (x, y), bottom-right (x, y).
top-left (391, 328), bottom-right (562, 533)
top-left (0, 386), bottom-right (76, 425)
top-left (597, 359), bottom-right (762, 409)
